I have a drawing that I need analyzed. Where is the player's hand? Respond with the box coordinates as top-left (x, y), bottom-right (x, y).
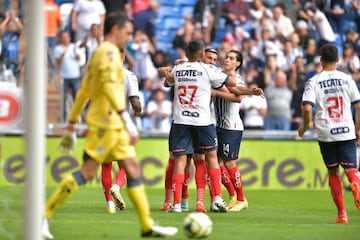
top-left (298, 125), bottom-right (306, 138)
top-left (252, 88), bottom-right (265, 98)
top-left (57, 124), bottom-right (77, 154)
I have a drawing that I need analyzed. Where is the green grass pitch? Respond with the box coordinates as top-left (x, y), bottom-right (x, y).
top-left (1, 187), bottom-right (359, 240)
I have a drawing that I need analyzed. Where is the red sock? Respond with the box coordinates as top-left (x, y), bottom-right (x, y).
top-left (164, 158), bottom-right (174, 203)
top-left (207, 173), bottom-right (215, 202)
top-left (329, 175), bottom-right (345, 213)
top-left (194, 159), bottom-right (207, 202)
top-left (346, 169), bottom-right (360, 184)
top-left (229, 166), bottom-right (245, 201)
top-left (182, 170), bottom-right (190, 199)
top-left (115, 167), bottom-right (127, 188)
top-left (207, 168), bottom-right (222, 198)
top-left (101, 162), bottom-right (113, 201)
top-left (172, 173), bottom-right (184, 205)
top-left (220, 165), bottom-right (236, 197)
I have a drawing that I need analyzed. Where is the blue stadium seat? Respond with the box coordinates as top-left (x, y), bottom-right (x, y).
top-left (176, 0), bottom-right (196, 6)
top-left (158, 5), bottom-right (181, 18)
top-left (157, 41), bottom-right (173, 52)
top-left (181, 6), bottom-right (194, 16)
top-left (163, 17), bottom-right (184, 30)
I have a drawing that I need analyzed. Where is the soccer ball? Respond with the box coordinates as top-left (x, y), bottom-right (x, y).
top-left (183, 212), bottom-right (212, 238)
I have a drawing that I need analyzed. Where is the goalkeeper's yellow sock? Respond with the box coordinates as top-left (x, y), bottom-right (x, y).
top-left (127, 181), bottom-right (154, 232)
top-left (45, 174), bottom-right (80, 219)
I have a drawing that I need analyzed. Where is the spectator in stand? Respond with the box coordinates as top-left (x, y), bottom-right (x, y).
top-left (172, 14), bottom-right (195, 60)
top-left (146, 88), bottom-right (172, 132)
top-left (284, 0), bottom-right (303, 25)
top-left (288, 56), bottom-right (308, 130)
top-left (0, 9), bottom-right (22, 81)
top-left (0, 0), bottom-right (9, 16)
top-left (304, 38), bottom-right (318, 67)
top-left (193, 0), bottom-right (221, 45)
top-left (337, 41), bottom-right (360, 76)
top-left (71, 0), bottom-right (106, 42)
top-left (79, 23), bottom-right (103, 64)
top-left (249, 0), bottom-right (272, 39)
top-left (101, 0), bottom-right (131, 17)
top-left (129, 29), bottom-right (156, 89)
top-left (221, 0), bottom-right (252, 42)
top-left (133, 0), bottom-right (160, 46)
top-left (343, 28), bottom-right (360, 56)
top-left (45, 0), bottom-right (61, 83)
top-left (324, 0), bottom-right (346, 38)
top-left (302, 5), bottom-right (336, 49)
top-left (352, 0), bottom-right (360, 32)
top-left (279, 39), bottom-right (296, 72)
top-left (54, 30), bottom-right (82, 122)
top-left (264, 70), bottom-right (293, 131)
top-left (295, 20), bottom-right (313, 50)
top-left (239, 81), bottom-right (268, 130)
top-left (307, 55), bottom-right (322, 78)
top-left (256, 54), bottom-right (279, 89)
top-left (270, 4), bottom-right (295, 41)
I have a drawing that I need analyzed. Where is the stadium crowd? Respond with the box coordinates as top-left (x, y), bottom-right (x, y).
top-left (1, 0), bottom-right (360, 132)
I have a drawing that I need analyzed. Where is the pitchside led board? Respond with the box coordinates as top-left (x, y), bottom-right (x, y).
top-left (0, 85), bottom-right (23, 130)
top-left (0, 135), bottom-right (352, 190)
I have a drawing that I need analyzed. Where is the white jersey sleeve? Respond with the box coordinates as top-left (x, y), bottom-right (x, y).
top-left (124, 69), bottom-right (140, 99)
top-left (302, 70), bottom-right (360, 142)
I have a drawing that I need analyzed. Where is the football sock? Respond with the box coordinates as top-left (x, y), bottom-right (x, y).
top-left (329, 175), bottom-right (345, 213)
top-left (220, 165), bottom-right (236, 197)
top-left (115, 167), bottom-right (127, 188)
top-left (229, 166), bottom-right (245, 201)
top-left (164, 158), bottom-right (174, 203)
top-left (346, 169), bottom-right (360, 184)
top-left (172, 173), bottom-right (184, 205)
top-left (207, 174), bottom-right (215, 202)
top-left (182, 170), bottom-right (190, 199)
top-left (207, 168), bottom-right (222, 198)
top-left (101, 162), bottom-right (113, 201)
top-left (194, 159), bottom-right (207, 203)
top-left (45, 173), bottom-right (82, 219)
top-left (127, 179), bottom-right (154, 232)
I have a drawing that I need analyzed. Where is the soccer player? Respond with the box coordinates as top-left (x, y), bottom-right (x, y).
top-left (160, 47), bottom-right (233, 213)
top-left (163, 40), bottom-right (237, 213)
top-left (101, 66), bottom-right (142, 214)
top-left (42, 12), bottom-right (178, 239)
top-left (298, 44), bottom-right (360, 223)
top-left (212, 50), bottom-right (264, 211)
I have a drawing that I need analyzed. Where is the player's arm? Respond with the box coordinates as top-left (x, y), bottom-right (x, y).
top-left (158, 66), bottom-right (174, 84)
top-left (298, 103), bottom-right (313, 137)
top-left (129, 97), bottom-right (142, 116)
top-left (354, 102), bottom-right (360, 145)
top-left (228, 85), bottom-right (264, 97)
top-left (212, 87), bottom-right (242, 103)
top-left (67, 72), bottom-right (91, 124)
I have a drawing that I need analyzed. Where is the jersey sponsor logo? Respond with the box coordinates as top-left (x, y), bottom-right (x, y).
top-left (181, 110), bottom-right (199, 118)
top-left (0, 92), bottom-right (20, 124)
top-left (318, 78), bottom-right (345, 89)
top-left (175, 70), bottom-right (199, 77)
top-left (330, 127), bottom-right (349, 135)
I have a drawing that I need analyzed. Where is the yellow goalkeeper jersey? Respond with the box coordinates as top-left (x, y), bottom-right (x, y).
top-left (68, 41), bottom-right (126, 129)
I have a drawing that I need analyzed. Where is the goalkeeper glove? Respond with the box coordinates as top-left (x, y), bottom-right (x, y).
top-left (57, 124), bottom-right (77, 154)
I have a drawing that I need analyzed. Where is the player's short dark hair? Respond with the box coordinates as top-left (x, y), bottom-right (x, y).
top-left (229, 50), bottom-right (243, 70)
top-left (320, 44), bottom-right (338, 64)
top-left (186, 40), bottom-right (205, 58)
top-left (104, 11), bottom-right (131, 35)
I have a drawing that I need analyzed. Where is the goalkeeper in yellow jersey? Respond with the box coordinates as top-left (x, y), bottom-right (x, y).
top-left (42, 12), bottom-right (178, 239)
